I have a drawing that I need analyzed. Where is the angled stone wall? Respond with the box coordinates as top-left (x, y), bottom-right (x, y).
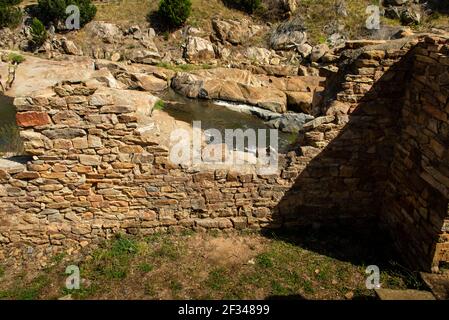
top-left (382, 36), bottom-right (449, 271)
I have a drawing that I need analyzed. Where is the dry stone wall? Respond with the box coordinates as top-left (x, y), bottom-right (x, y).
top-left (383, 36), bottom-right (449, 271)
top-left (0, 35), bottom-right (448, 271)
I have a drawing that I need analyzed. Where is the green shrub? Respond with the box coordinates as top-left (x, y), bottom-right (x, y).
top-left (37, 0), bottom-right (96, 27)
top-left (0, 5), bottom-right (22, 29)
top-left (0, 0), bottom-right (22, 6)
top-left (223, 0), bottom-right (261, 14)
top-left (30, 18), bottom-right (47, 47)
top-left (157, 0), bottom-right (191, 28)
top-left (7, 52), bottom-right (25, 64)
top-left (153, 100), bottom-right (165, 111)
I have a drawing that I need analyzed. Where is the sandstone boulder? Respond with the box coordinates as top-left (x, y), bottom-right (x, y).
top-left (244, 47), bottom-right (275, 65)
top-left (85, 21), bottom-right (122, 44)
top-left (172, 68), bottom-right (324, 114)
top-left (183, 36), bottom-right (216, 63)
top-left (61, 38), bottom-right (83, 56)
top-left (212, 18), bottom-right (264, 45)
top-left (172, 68), bottom-right (287, 113)
top-left (130, 73), bottom-right (168, 92)
top-left (296, 43), bottom-right (312, 58)
top-left (124, 48), bottom-right (161, 65)
top-left (286, 91), bottom-right (314, 113)
top-left (311, 44), bottom-right (329, 62)
top-left (92, 68), bottom-right (126, 89)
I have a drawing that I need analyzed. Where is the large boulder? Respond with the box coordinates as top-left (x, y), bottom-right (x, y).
top-left (244, 47), bottom-right (276, 65)
top-left (61, 38), bottom-right (83, 56)
top-left (269, 16), bottom-right (307, 50)
top-left (183, 36), bottom-right (216, 63)
top-left (171, 68), bottom-right (325, 114)
top-left (310, 44), bottom-right (329, 62)
top-left (130, 73), bottom-right (168, 92)
top-left (266, 113), bottom-right (314, 133)
top-left (171, 68), bottom-right (287, 113)
top-left (85, 21), bottom-right (122, 44)
top-left (124, 48), bottom-right (161, 65)
top-left (212, 18), bottom-right (264, 45)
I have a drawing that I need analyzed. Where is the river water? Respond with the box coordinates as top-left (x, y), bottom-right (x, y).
top-left (161, 90), bottom-right (294, 154)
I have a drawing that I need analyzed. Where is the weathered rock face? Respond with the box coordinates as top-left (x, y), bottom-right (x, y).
top-left (95, 60), bottom-right (175, 93)
top-left (183, 36), bottom-right (216, 63)
top-left (0, 55), bottom-right (96, 97)
top-left (172, 70), bottom-right (285, 113)
top-left (383, 0), bottom-right (423, 25)
top-left (61, 38), bottom-right (83, 56)
top-left (124, 48), bottom-right (161, 65)
top-left (212, 18), bottom-right (265, 45)
top-left (243, 47), bottom-right (277, 65)
top-left (171, 67), bottom-right (324, 113)
top-left (85, 21), bottom-right (123, 44)
top-left (269, 16), bottom-right (307, 50)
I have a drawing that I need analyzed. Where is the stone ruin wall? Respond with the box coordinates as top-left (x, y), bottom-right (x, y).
top-left (382, 36), bottom-right (449, 271)
top-left (0, 35), bottom-right (448, 271)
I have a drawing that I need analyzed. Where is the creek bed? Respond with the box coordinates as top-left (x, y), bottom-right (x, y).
top-left (160, 90), bottom-right (296, 154)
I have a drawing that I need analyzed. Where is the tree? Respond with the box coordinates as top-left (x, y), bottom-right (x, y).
top-left (158, 0), bottom-right (192, 28)
top-left (30, 18), bottom-right (47, 48)
top-left (0, 0), bottom-right (22, 29)
top-left (37, 0), bottom-right (96, 28)
top-left (0, 0), bottom-right (22, 5)
top-left (223, 0), bottom-right (261, 14)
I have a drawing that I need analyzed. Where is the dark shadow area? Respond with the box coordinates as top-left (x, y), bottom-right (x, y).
top-left (146, 11), bottom-right (177, 34)
top-left (5, 155), bottom-right (32, 164)
top-left (262, 225), bottom-right (400, 271)
top-left (0, 95), bottom-right (23, 155)
top-left (261, 225), bottom-right (426, 291)
top-left (426, 0), bottom-right (449, 14)
top-left (265, 43), bottom-right (429, 275)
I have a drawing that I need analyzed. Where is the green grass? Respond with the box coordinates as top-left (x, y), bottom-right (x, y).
top-left (151, 240), bottom-right (180, 260)
top-left (0, 230), bottom-right (425, 300)
top-left (153, 100), bottom-right (165, 111)
top-left (255, 252), bottom-right (274, 268)
top-left (85, 234), bottom-right (139, 280)
top-left (0, 274), bottom-right (50, 300)
top-left (7, 52), bottom-right (25, 64)
top-left (206, 267), bottom-right (229, 291)
top-left (137, 262), bottom-right (154, 273)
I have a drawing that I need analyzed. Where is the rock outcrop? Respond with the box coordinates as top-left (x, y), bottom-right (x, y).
top-left (183, 36), bottom-right (216, 63)
top-left (171, 67), bottom-right (324, 113)
top-left (212, 18), bottom-right (265, 45)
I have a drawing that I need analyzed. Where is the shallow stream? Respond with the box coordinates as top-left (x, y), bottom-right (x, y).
top-left (161, 90), bottom-right (295, 154)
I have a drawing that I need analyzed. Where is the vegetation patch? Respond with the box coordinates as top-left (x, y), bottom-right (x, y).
top-left (0, 229), bottom-right (425, 300)
top-left (0, 0), bottom-right (22, 29)
top-left (36, 0), bottom-right (96, 28)
top-left (157, 0), bottom-right (192, 28)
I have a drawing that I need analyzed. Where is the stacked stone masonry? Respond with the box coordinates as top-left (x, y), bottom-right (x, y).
top-left (0, 35), bottom-right (448, 271)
